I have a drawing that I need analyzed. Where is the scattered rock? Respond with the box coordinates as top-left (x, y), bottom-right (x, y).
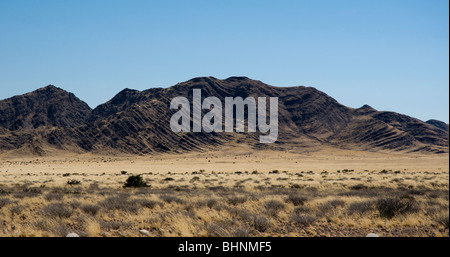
top-left (139, 229), bottom-right (150, 236)
top-left (66, 232), bottom-right (80, 237)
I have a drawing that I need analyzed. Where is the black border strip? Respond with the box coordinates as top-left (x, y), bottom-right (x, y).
top-left (1, 237), bottom-right (448, 256)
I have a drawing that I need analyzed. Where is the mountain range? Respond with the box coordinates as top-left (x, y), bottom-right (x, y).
top-left (0, 77), bottom-right (448, 156)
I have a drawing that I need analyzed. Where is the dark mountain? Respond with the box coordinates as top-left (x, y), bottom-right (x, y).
top-left (426, 119), bottom-right (449, 133)
top-left (0, 85), bottom-right (92, 155)
top-left (0, 85), bottom-right (91, 130)
top-left (0, 77), bottom-right (448, 155)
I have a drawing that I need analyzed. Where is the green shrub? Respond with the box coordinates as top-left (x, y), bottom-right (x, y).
top-left (67, 179), bottom-right (81, 186)
top-left (123, 175), bottom-right (150, 188)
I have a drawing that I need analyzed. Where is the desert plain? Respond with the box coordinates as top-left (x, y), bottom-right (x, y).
top-left (0, 146), bottom-right (448, 237)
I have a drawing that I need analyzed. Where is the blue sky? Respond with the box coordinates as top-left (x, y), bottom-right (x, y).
top-left (0, 0), bottom-right (448, 122)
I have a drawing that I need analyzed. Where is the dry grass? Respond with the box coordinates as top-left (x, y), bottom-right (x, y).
top-left (0, 175), bottom-right (448, 237)
top-left (0, 149), bottom-right (448, 237)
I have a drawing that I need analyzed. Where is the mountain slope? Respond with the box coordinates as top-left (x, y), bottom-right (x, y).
top-left (0, 77), bottom-right (448, 155)
top-left (426, 119), bottom-right (449, 133)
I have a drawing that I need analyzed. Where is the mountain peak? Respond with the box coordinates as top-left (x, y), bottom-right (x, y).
top-left (42, 84), bottom-right (57, 89)
top-left (36, 84), bottom-right (64, 93)
top-left (0, 85), bottom-right (91, 131)
top-left (355, 104), bottom-right (377, 115)
top-left (113, 88), bottom-right (140, 99)
top-left (224, 76), bottom-right (251, 81)
top-left (359, 104), bottom-right (375, 110)
top-left (110, 88), bottom-right (141, 104)
top-left (185, 76), bottom-right (219, 83)
top-left (182, 76), bottom-right (256, 85)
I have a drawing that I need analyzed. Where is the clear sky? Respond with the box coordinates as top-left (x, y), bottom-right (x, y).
top-left (0, 0), bottom-right (448, 123)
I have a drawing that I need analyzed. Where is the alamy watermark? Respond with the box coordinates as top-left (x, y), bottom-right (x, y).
top-left (170, 89), bottom-right (278, 143)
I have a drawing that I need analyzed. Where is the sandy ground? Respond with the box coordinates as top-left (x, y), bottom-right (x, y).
top-left (0, 147), bottom-right (448, 188)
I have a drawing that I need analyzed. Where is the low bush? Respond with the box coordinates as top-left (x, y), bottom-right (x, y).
top-left (347, 200), bottom-right (375, 215)
top-left (0, 198), bottom-right (12, 209)
top-left (376, 195), bottom-right (419, 218)
top-left (227, 196), bottom-right (248, 206)
top-left (135, 199), bottom-right (164, 209)
top-left (286, 194), bottom-right (307, 206)
top-left (253, 215), bottom-right (271, 232)
top-left (100, 196), bottom-right (140, 214)
top-left (67, 179), bottom-right (81, 186)
top-left (44, 192), bottom-right (65, 201)
top-left (160, 195), bottom-right (185, 204)
top-left (319, 200), bottom-right (346, 215)
top-left (43, 203), bottom-right (74, 218)
top-left (124, 175), bottom-right (150, 188)
top-left (265, 200), bottom-right (286, 216)
top-left (81, 204), bottom-right (101, 215)
top-left (291, 214), bottom-right (316, 226)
